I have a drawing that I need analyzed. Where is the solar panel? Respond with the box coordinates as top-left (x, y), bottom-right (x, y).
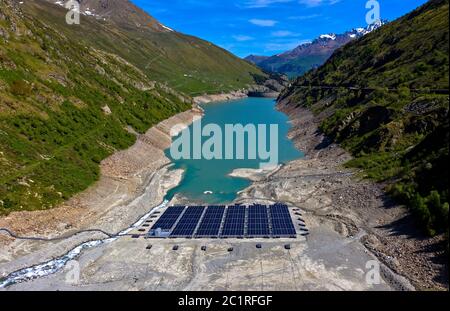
top-left (170, 206), bottom-right (205, 237)
top-left (270, 204), bottom-right (296, 236)
top-left (151, 206), bottom-right (185, 231)
top-left (195, 206), bottom-right (226, 237)
top-left (247, 204), bottom-right (270, 237)
top-left (221, 205), bottom-right (246, 237)
top-left (151, 204), bottom-right (298, 239)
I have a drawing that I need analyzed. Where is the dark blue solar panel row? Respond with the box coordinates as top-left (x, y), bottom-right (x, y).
top-left (153, 204), bottom-right (298, 238)
top-left (171, 206), bottom-right (205, 237)
top-left (151, 206), bottom-right (185, 230)
top-left (270, 204), bottom-right (296, 236)
top-left (221, 205), bottom-right (246, 237)
top-left (195, 206), bottom-right (226, 237)
top-left (247, 204), bottom-right (270, 236)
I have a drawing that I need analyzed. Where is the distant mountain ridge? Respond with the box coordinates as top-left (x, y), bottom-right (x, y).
top-left (245, 55), bottom-right (269, 64)
top-left (246, 20), bottom-right (386, 78)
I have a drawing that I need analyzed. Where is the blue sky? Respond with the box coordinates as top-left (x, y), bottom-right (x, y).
top-left (133, 0), bottom-right (429, 57)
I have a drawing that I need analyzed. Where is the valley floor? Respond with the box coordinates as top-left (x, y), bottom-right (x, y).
top-left (0, 100), bottom-right (447, 291)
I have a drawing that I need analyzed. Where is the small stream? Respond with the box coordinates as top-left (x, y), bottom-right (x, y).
top-left (0, 200), bottom-right (168, 289)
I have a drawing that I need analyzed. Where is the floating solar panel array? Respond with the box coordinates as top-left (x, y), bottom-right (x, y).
top-left (247, 204), bottom-right (271, 237)
top-left (171, 206), bottom-right (205, 237)
top-left (150, 204), bottom-right (298, 238)
top-left (270, 203), bottom-right (297, 237)
top-left (195, 206), bottom-right (226, 237)
top-left (151, 206), bottom-right (185, 231)
top-left (221, 205), bottom-right (246, 237)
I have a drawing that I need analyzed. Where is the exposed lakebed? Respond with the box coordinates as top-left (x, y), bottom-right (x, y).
top-left (165, 97), bottom-right (303, 204)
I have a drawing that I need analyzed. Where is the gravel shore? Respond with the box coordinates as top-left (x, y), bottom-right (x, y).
top-left (232, 100), bottom-right (448, 291)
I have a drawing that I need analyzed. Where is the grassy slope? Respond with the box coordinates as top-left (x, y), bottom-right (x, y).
top-left (280, 0), bottom-right (449, 236)
top-left (0, 0), bottom-right (191, 214)
top-left (0, 0), bottom-right (269, 214)
top-left (23, 0), bottom-right (267, 96)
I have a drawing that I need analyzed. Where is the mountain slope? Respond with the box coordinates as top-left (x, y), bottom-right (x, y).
top-left (0, 0), bottom-right (192, 214)
top-left (25, 0), bottom-right (267, 96)
top-left (279, 0), bottom-right (449, 236)
top-left (246, 21), bottom-right (385, 78)
top-left (245, 55), bottom-right (269, 65)
top-left (75, 0), bottom-right (167, 31)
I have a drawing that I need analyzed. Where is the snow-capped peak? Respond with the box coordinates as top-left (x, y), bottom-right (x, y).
top-left (352, 20), bottom-right (387, 36)
top-left (53, 1), bottom-right (101, 18)
top-left (159, 23), bottom-right (174, 32)
top-left (319, 34), bottom-right (337, 40)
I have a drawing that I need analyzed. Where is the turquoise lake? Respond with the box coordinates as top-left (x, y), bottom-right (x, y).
top-left (165, 97), bottom-right (304, 204)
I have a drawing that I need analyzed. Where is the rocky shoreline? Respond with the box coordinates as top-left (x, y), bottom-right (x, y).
top-left (231, 100), bottom-right (448, 291)
top-left (193, 90), bottom-right (249, 104)
top-left (193, 89), bottom-right (279, 105)
top-left (193, 77), bottom-right (288, 104)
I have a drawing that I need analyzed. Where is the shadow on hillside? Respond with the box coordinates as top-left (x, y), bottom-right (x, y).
top-left (419, 240), bottom-right (449, 287)
top-left (376, 198), bottom-right (449, 289)
top-left (376, 213), bottom-right (424, 239)
top-left (314, 134), bottom-right (333, 150)
top-left (379, 193), bottom-right (399, 210)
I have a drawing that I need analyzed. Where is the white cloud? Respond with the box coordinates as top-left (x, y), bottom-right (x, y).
top-left (288, 14), bottom-right (321, 20)
top-left (243, 0), bottom-right (339, 9)
top-left (271, 30), bottom-right (300, 37)
top-left (232, 35), bottom-right (255, 41)
top-left (249, 19), bottom-right (278, 27)
top-left (298, 0), bottom-right (341, 7)
top-left (243, 0), bottom-right (294, 8)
